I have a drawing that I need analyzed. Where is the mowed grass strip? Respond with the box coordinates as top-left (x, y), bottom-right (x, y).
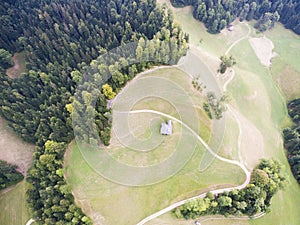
top-left (0, 181), bottom-right (33, 225)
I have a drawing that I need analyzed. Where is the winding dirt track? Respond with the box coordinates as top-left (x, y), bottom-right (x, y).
top-left (114, 109), bottom-right (251, 225)
top-left (135, 22), bottom-right (256, 225)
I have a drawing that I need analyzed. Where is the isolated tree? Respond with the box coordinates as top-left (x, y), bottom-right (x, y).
top-left (219, 55), bottom-right (236, 74)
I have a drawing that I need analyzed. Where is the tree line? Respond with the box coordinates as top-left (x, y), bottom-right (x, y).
top-left (174, 159), bottom-right (286, 219)
top-left (283, 98), bottom-right (300, 184)
top-left (0, 160), bottom-right (24, 190)
top-left (0, 0), bottom-right (188, 224)
top-left (170, 0), bottom-right (300, 34)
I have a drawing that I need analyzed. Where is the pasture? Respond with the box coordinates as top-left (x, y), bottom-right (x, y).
top-left (64, 1), bottom-right (300, 225)
top-left (64, 67), bottom-right (246, 225)
top-left (144, 1), bottom-right (300, 225)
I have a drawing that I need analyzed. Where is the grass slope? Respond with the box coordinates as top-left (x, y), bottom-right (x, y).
top-left (0, 181), bottom-right (32, 225)
top-left (0, 118), bottom-right (34, 225)
top-left (149, 1), bottom-right (300, 225)
top-left (64, 67), bottom-right (245, 225)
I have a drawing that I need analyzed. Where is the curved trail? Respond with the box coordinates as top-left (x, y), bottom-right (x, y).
top-left (225, 22), bottom-right (251, 55)
top-left (134, 22), bottom-right (255, 225)
top-left (25, 218), bottom-right (35, 225)
top-left (114, 109), bottom-right (250, 225)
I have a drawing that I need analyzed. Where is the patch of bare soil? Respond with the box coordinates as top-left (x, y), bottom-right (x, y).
top-left (6, 53), bottom-right (25, 79)
top-left (249, 36), bottom-right (275, 67)
top-left (0, 118), bottom-right (34, 175)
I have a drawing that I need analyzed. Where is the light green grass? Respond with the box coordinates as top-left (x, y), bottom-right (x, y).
top-left (0, 181), bottom-right (32, 225)
top-left (65, 67), bottom-right (246, 225)
top-left (265, 24), bottom-right (300, 100)
top-left (65, 142), bottom-right (245, 225)
top-left (148, 1), bottom-right (300, 225)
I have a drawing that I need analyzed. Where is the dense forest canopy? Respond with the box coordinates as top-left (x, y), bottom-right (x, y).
top-left (283, 98), bottom-right (300, 184)
top-left (170, 0), bottom-right (300, 34)
top-left (0, 0), bottom-right (188, 224)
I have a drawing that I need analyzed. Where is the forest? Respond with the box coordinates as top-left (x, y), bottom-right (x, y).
top-left (174, 159), bottom-right (286, 219)
top-left (283, 98), bottom-right (300, 184)
top-left (0, 160), bottom-right (24, 190)
top-left (170, 0), bottom-right (300, 34)
top-left (0, 0), bottom-right (188, 224)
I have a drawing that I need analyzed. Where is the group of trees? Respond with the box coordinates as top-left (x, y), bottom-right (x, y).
top-left (171, 0), bottom-right (300, 34)
top-left (26, 141), bottom-right (92, 224)
top-left (283, 98), bottom-right (300, 184)
top-left (0, 48), bottom-right (13, 69)
top-left (174, 159), bottom-right (286, 219)
top-left (218, 55), bottom-right (236, 74)
top-left (203, 92), bottom-right (229, 119)
top-left (0, 160), bottom-right (24, 190)
top-left (0, 0), bottom-right (189, 223)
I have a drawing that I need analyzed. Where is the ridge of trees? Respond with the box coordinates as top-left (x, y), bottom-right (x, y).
top-left (0, 0), bottom-right (188, 224)
top-left (283, 98), bottom-right (300, 184)
top-left (174, 159), bottom-right (286, 219)
top-left (0, 160), bottom-right (24, 190)
top-left (170, 0), bottom-right (300, 34)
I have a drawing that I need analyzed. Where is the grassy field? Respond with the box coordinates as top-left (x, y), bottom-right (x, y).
top-left (65, 142), bottom-right (245, 225)
top-left (0, 117), bottom-right (35, 174)
top-left (0, 181), bottom-right (32, 225)
top-left (0, 117), bottom-right (35, 225)
top-left (141, 1), bottom-right (300, 225)
top-left (64, 2), bottom-right (300, 225)
top-left (64, 67), bottom-right (246, 225)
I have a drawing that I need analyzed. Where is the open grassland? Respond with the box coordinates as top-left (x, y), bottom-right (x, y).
top-left (265, 24), bottom-right (300, 100)
top-left (65, 142), bottom-right (245, 225)
top-left (0, 118), bottom-right (34, 225)
top-left (0, 181), bottom-right (33, 225)
top-left (145, 1), bottom-right (300, 225)
top-left (65, 67), bottom-right (247, 225)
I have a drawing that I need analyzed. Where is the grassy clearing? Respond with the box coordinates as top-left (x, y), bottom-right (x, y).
top-left (0, 180), bottom-right (32, 225)
top-left (65, 67), bottom-right (246, 225)
top-left (147, 1), bottom-right (300, 225)
top-left (0, 117), bottom-right (34, 225)
top-left (6, 51), bottom-right (27, 79)
top-left (65, 142), bottom-right (245, 225)
top-left (0, 117), bottom-right (35, 174)
top-left (224, 25), bottom-right (300, 225)
top-left (265, 24), bottom-right (300, 100)
top-left (216, 113), bottom-right (239, 160)
top-left (158, 0), bottom-right (250, 57)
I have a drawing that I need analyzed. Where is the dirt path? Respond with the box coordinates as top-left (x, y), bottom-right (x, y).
top-left (134, 20), bottom-right (264, 225)
top-left (225, 22), bottom-right (251, 55)
top-left (114, 109), bottom-right (250, 225)
top-left (25, 218), bottom-right (34, 225)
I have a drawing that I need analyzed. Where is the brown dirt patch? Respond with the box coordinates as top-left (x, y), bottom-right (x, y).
top-left (6, 52), bottom-right (26, 79)
top-left (249, 37), bottom-right (275, 67)
top-left (0, 117), bottom-right (34, 175)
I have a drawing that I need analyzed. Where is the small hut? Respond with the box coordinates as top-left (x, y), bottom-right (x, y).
top-left (160, 120), bottom-right (172, 135)
top-left (227, 24), bottom-right (234, 31)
